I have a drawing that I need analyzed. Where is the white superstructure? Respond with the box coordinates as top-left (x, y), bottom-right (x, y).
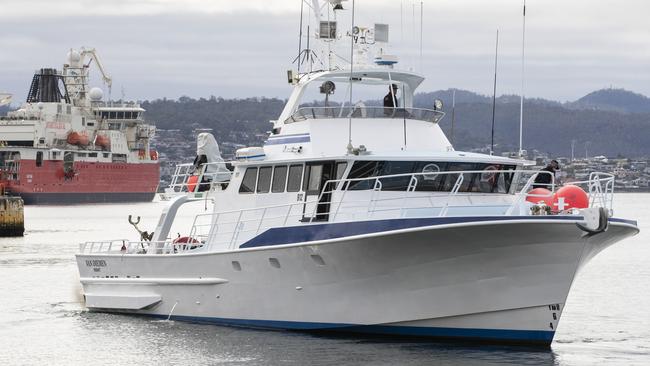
top-left (76, 1), bottom-right (638, 346)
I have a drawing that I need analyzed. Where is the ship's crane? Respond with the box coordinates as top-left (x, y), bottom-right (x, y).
top-left (79, 47), bottom-right (113, 93)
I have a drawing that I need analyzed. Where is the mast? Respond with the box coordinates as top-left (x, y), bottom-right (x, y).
top-left (346, 0), bottom-right (356, 153)
top-left (450, 89), bottom-right (456, 145)
top-left (491, 29), bottom-right (499, 156)
top-left (518, 0), bottom-right (526, 157)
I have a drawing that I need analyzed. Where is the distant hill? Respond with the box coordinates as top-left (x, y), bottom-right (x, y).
top-left (569, 88), bottom-right (650, 114)
top-left (2, 89), bottom-right (649, 158)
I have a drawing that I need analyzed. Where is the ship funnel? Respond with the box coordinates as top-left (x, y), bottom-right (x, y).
top-left (26, 68), bottom-right (70, 104)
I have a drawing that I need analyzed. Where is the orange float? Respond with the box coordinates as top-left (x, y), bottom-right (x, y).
top-left (95, 134), bottom-right (110, 149)
top-left (67, 131), bottom-right (89, 146)
top-left (553, 185), bottom-right (589, 211)
top-left (187, 175), bottom-right (199, 192)
top-left (526, 188), bottom-right (553, 206)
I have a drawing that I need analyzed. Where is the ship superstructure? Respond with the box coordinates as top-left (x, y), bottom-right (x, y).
top-left (0, 48), bottom-right (159, 204)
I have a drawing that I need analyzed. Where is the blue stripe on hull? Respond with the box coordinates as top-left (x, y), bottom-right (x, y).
top-left (149, 314), bottom-right (554, 345)
top-left (240, 215), bottom-right (638, 249)
top-left (239, 216), bottom-right (577, 248)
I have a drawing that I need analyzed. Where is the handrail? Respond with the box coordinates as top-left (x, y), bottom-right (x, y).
top-left (284, 106), bottom-right (445, 124)
top-left (165, 161), bottom-right (232, 195)
top-left (82, 169), bottom-right (616, 255)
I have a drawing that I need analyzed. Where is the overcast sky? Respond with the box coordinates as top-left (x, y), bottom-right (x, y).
top-left (1, 0), bottom-right (648, 103)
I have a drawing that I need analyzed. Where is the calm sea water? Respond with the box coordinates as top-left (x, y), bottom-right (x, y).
top-left (1, 194), bottom-right (648, 365)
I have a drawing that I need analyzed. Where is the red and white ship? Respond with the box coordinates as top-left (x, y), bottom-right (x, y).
top-left (0, 48), bottom-right (159, 204)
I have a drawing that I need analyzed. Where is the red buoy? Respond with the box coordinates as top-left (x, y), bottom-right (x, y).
top-left (526, 188), bottom-right (553, 206)
top-left (187, 175), bottom-right (199, 192)
top-left (553, 185), bottom-right (589, 211)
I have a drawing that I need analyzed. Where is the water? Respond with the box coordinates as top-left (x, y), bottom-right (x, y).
top-left (1, 195), bottom-right (649, 365)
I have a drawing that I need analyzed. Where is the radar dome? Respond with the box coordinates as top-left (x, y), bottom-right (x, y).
top-left (67, 49), bottom-right (81, 64)
top-left (89, 87), bottom-right (104, 101)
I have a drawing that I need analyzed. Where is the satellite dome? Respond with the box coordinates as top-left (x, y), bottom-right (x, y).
top-left (89, 87), bottom-right (104, 101)
top-left (67, 49), bottom-right (81, 64)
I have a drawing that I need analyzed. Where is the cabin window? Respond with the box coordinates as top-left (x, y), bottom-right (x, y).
top-left (377, 161), bottom-right (416, 191)
top-left (335, 162), bottom-right (348, 180)
top-left (257, 166), bottom-right (272, 193)
top-left (272, 165), bottom-right (288, 193)
top-left (239, 167), bottom-right (258, 194)
top-left (346, 161), bottom-right (378, 190)
top-left (414, 162), bottom-right (447, 191)
top-left (286, 164), bottom-right (303, 192)
top-left (36, 151), bottom-right (43, 167)
top-left (304, 164), bottom-right (323, 193)
top-left (344, 160), bottom-right (517, 193)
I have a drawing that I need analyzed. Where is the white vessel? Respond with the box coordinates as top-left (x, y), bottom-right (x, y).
top-left (76, 2), bottom-right (638, 346)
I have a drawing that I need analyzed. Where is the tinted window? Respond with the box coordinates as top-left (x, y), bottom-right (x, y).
top-left (257, 166), bottom-right (272, 193)
top-left (239, 167), bottom-right (257, 193)
top-left (414, 162), bottom-right (447, 191)
top-left (347, 161), bottom-right (377, 190)
top-left (287, 165), bottom-right (303, 192)
top-left (377, 161), bottom-right (415, 191)
top-left (272, 165), bottom-right (288, 193)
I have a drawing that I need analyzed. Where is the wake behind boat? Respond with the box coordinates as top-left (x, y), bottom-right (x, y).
top-left (75, 1), bottom-right (638, 346)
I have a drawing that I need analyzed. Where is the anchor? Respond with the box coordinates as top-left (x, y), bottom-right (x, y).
top-left (128, 215), bottom-right (154, 251)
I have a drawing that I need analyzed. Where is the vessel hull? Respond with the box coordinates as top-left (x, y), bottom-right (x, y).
top-left (1, 156), bottom-right (159, 204)
top-left (76, 218), bottom-right (638, 346)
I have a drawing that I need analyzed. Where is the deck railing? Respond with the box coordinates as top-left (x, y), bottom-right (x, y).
top-left (79, 169), bottom-right (615, 255)
top-left (165, 162), bottom-right (232, 195)
top-left (284, 106), bottom-right (445, 124)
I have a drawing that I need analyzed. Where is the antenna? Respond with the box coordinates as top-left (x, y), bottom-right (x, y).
top-left (571, 139), bottom-right (576, 162)
top-left (297, 0), bottom-right (305, 74)
top-left (518, 0), bottom-right (526, 157)
top-left (346, 0), bottom-right (356, 154)
top-left (400, 1), bottom-right (404, 42)
top-left (451, 89), bottom-right (456, 145)
top-left (419, 1), bottom-right (423, 71)
top-left (490, 29), bottom-right (499, 156)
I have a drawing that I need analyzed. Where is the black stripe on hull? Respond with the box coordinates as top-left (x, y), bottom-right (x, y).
top-left (18, 192), bottom-right (156, 205)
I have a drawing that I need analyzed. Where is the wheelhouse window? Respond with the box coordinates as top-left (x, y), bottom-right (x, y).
top-left (256, 166), bottom-right (272, 193)
top-left (345, 160), bottom-right (516, 193)
top-left (287, 164), bottom-right (303, 192)
top-left (272, 165), bottom-right (288, 193)
top-left (239, 167), bottom-right (258, 194)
